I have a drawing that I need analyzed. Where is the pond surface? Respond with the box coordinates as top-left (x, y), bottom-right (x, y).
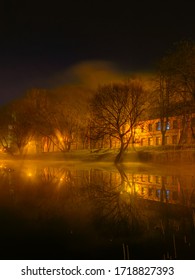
top-left (0, 160), bottom-right (195, 260)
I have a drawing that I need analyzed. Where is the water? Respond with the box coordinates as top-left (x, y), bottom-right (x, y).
top-left (0, 160), bottom-right (195, 260)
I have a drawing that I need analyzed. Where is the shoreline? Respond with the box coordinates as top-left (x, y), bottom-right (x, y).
top-left (1, 148), bottom-right (195, 165)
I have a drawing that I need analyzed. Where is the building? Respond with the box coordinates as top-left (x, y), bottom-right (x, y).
top-left (1, 113), bottom-right (195, 155)
top-left (134, 114), bottom-right (195, 147)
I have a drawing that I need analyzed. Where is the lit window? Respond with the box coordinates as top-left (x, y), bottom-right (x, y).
top-left (166, 122), bottom-right (170, 130)
top-left (141, 138), bottom-right (145, 146)
top-left (156, 137), bottom-right (161, 145)
top-left (156, 176), bottom-right (161, 184)
top-left (148, 188), bottom-right (153, 196)
top-left (165, 136), bottom-right (169, 145)
top-left (156, 189), bottom-right (161, 198)
top-left (148, 138), bottom-right (153, 146)
top-left (166, 190), bottom-right (170, 200)
top-left (156, 122), bottom-right (161, 131)
top-left (141, 175), bottom-right (145, 182)
top-left (148, 175), bottom-right (152, 182)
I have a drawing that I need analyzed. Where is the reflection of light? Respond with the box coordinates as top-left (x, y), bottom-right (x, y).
top-left (59, 176), bottom-right (69, 182)
top-left (166, 190), bottom-right (170, 199)
top-left (28, 172), bottom-right (32, 177)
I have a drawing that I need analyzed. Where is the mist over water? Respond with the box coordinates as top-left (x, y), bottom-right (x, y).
top-left (0, 160), bottom-right (195, 260)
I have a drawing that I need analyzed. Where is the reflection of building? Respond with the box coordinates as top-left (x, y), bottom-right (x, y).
top-left (121, 172), bottom-right (195, 208)
top-left (88, 169), bottom-right (195, 208)
top-left (130, 174), bottom-right (179, 204)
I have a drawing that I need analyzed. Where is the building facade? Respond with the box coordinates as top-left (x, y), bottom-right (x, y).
top-left (134, 114), bottom-right (195, 147)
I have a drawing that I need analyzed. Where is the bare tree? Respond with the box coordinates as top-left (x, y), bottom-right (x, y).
top-left (152, 68), bottom-right (176, 145)
top-left (0, 105), bottom-right (14, 154)
top-left (49, 102), bottom-right (79, 151)
top-left (90, 80), bottom-right (146, 163)
top-left (46, 91), bottom-right (90, 152)
top-left (9, 98), bottom-right (37, 155)
top-left (21, 89), bottom-right (54, 153)
top-left (18, 87), bottom-right (91, 153)
top-left (157, 41), bottom-right (195, 144)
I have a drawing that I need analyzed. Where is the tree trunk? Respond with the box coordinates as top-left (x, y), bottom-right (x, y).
top-left (178, 115), bottom-right (189, 144)
top-left (161, 130), bottom-right (166, 146)
top-left (115, 140), bottom-right (125, 164)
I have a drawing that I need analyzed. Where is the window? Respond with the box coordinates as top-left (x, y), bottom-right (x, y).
top-left (148, 175), bottom-right (152, 183)
top-left (156, 176), bottom-right (161, 184)
top-left (166, 121), bottom-right (170, 130)
top-left (165, 136), bottom-right (169, 145)
top-left (148, 188), bottom-right (153, 196)
top-left (148, 137), bottom-right (153, 146)
top-left (172, 120), bottom-right (178, 129)
top-left (172, 135), bottom-right (177, 144)
top-left (141, 138), bottom-right (145, 146)
top-left (156, 189), bottom-right (161, 198)
top-left (166, 190), bottom-right (170, 200)
top-left (148, 123), bottom-right (152, 131)
top-left (156, 122), bottom-right (161, 131)
top-left (156, 137), bottom-right (161, 145)
top-left (141, 175), bottom-right (145, 182)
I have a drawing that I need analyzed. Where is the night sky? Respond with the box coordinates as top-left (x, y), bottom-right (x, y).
top-left (0, 0), bottom-right (195, 105)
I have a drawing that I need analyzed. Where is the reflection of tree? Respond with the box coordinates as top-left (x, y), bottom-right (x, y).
top-left (85, 166), bottom-right (195, 258)
top-left (39, 167), bottom-right (69, 184)
top-left (1, 163), bottom-right (195, 259)
top-left (150, 174), bottom-right (195, 259)
top-left (159, 176), bottom-right (168, 203)
top-left (87, 165), bottom-right (148, 236)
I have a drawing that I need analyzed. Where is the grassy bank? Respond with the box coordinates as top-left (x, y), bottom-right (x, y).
top-left (1, 147), bottom-right (195, 165)
top-left (136, 148), bottom-right (195, 164)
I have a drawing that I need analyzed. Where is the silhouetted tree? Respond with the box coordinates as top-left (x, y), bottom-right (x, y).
top-left (152, 66), bottom-right (176, 145)
top-left (157, 41), bottom-right (195, 144)
top-left (9, 98), bottom-right (37, 155)
top-left (0, 105), bottom-right (14, 154)
top-left (90, 80), bottom-right (146, 163)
